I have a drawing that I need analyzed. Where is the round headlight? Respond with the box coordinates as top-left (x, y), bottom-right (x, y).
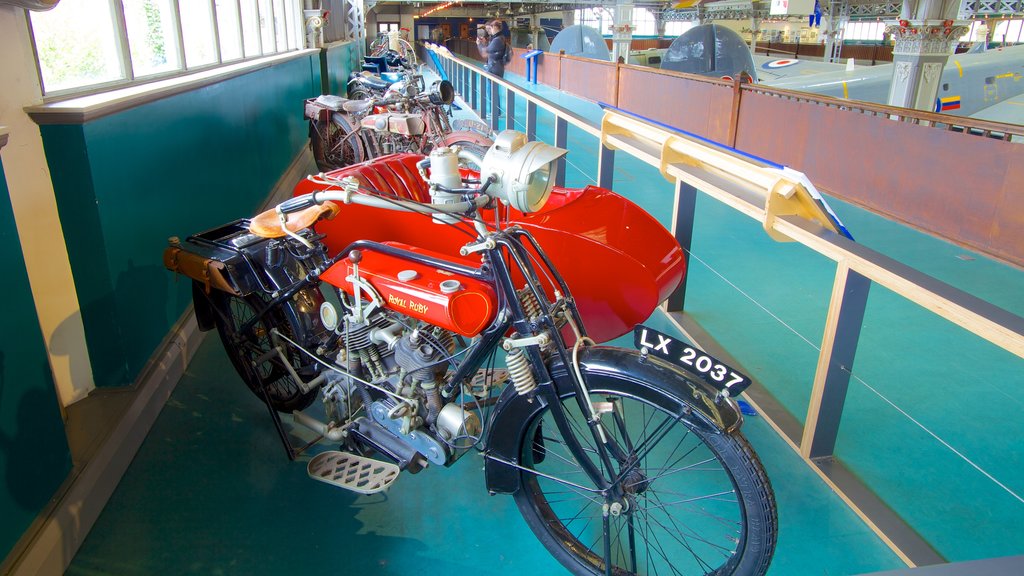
top-left (427, 80), bottom-right (455, 105)
top-left (481, 130), bottom-right (569, 213)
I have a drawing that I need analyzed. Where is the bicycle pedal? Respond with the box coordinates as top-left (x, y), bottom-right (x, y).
top-left (307, 450), bottom-right (400, 494)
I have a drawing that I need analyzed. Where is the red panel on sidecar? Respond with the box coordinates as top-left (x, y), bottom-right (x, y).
top-left (293, 154), bottom-right (685, 342)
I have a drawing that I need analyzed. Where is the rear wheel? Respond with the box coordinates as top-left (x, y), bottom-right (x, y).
top-left (513, 379), bottom-right (777, 576)
top-left (210, 291), bottom-right (318, 413)
top-left (310, 113), bottom-right (363, 172)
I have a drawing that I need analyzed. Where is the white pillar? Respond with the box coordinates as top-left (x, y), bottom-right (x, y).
top-left (0, 6), bottom-right (95, 407)
top-left (611, 1), bottom-right (633, 63)
top-left (885, 0), bottom-right (967, 111)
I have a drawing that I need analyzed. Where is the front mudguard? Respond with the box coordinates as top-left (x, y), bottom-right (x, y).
top-left (483, 346), bottom-right (743, 495)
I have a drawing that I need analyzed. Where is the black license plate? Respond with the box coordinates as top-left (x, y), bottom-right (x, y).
top-left (633, 325), bottom-right (752, 397)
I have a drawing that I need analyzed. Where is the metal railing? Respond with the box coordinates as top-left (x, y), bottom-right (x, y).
top-left (423, 42), bottom-right (1024, 569)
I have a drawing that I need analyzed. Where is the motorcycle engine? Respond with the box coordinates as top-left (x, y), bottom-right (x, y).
top-left (319, 304), bottom-right (480, 466)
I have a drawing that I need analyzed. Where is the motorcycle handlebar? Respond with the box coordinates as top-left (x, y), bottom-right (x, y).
top-left (277, 193), bottom-right (318, 214)
top-left (278, 187), bottom-right (490, 217)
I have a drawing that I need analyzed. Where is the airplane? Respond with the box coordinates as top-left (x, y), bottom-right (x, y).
top-left (660, 23), bottom-right (1024, 119)
top-left (762, 44), bottom-right (1024, 117)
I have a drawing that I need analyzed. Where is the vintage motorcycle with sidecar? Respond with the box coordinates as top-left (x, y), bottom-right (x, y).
top-left (164, 131), bottom-right (777, 575)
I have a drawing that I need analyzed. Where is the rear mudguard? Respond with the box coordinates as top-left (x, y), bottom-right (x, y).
top-left (483, 346), bottom-right (743, 495)
top-left (191, 281), bottom-right (218, 332)
top-left (440, 130), bottom-right (494, 148)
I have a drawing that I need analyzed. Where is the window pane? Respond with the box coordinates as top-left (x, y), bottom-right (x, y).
top-left (258, 0), bottom-right (274, 54)
top-left (216, 0), bottom-right (243, 61)
top-left (124, 0), bottom-right (181, 78)
top-left (273, 0), bottom-right (287, 51)
top-left (284, 0), bottom-right (297, 50)
top-left (240, 0), bottom-right (261, 56)
top-left (180, 0), bottom-right (218, 67)
top-left (31, 0), bottom-right (123, 93)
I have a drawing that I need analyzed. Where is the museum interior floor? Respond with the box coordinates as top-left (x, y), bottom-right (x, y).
top-left (65, 64), bottom-right (1024, 575)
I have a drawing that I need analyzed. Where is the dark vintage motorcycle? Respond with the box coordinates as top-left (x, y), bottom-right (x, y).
top-left (163, 131), bottom-right (777, 575)
top-left (305, 76), bottom-right (493, 173)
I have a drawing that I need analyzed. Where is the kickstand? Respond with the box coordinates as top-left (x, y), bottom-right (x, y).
top-left (258, 384), bottom-right (321, 460)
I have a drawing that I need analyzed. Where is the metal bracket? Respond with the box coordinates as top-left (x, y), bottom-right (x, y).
top-left (502, 332), bottom-right (550, 350)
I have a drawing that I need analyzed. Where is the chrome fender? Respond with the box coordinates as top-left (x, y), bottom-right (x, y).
top-left (483, 346), bottom-right (743, 495)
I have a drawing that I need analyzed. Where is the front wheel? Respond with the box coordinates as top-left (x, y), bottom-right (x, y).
top-left (513, 377), bottom-right (777, 576)
top-left (442, 139), bottom-right (490, 172)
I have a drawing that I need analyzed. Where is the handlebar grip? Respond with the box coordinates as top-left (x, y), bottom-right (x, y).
top-left (277, 193), bottom-right (318, 214)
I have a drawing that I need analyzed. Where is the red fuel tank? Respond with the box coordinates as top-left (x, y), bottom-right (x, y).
top-left (321, 242), bottom-right (497, 337)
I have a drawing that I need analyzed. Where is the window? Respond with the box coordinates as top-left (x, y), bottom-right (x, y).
top-left (575, 7), bottom-right (612, 34)
top-left (845, 21), bottom-right (885, 42)
top-left (992, 19), bottom-right (1024, 45)
top-left (631, 8), bottom-right (657, 36)
top-left (216, 0), bottom-right (244, 61)
top-left (30, 0), bottom-right (304, 97)
top-left (663, 20), bottom-right (696, 38)
top-left (180, 0), bottom-right (219, 67)
top-left (30, 0), bottom-right (122, 93)
top-left (378, 22), bottom-right (400, 35)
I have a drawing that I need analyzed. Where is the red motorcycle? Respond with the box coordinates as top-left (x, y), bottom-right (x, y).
top-left (164, 132), bottom-right (777, 575)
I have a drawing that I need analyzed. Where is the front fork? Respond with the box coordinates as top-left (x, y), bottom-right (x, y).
top-left (539, 381), bottom-right (632, 504)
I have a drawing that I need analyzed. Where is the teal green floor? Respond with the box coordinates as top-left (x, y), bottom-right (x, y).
top-left (66, 65), bottom-right (1023, 574)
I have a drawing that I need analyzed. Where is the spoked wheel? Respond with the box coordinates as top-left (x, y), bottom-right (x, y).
top-left (310, 113), bottom-right (363, 172)
top-left (513, 380), bottom-right (777, 576)
top-left (444, 140), bottom-right (489, 169)
top-left (348, 87), bottom-right (372, 101)
top-left (210, 291), bottom-right (317, 413)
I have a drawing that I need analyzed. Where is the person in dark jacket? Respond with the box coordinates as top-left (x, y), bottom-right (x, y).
top-left (475, 19), bottom-right (508, 78)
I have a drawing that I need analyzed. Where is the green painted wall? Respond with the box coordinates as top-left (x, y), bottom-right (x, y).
top-left (324, 40), bottom-right (361, 96)
top-left (40, 53), bottom-right (324, 387)
top-left (0, 151), bottom-right (72, 561)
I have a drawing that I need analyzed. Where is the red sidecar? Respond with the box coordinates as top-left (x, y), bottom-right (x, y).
top-left (293, 153), bottom-right (685, 343)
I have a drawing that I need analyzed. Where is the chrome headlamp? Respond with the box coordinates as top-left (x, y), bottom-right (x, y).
top-left (480, 130), bottom-right (568, 213)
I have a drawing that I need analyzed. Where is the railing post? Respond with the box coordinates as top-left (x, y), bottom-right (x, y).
top-left (470, 71), bottom-right (478, 114)
top-left (480, 77), bottom-right (488, 121)
top-left (801, 263), bottom-right (871, 460)
top-left (597, 142), bottom-right (615, 189)
top-left (665, 179), bottom-right (698, 312)
top-left (526, 100), bottom-right (537, 141)
top-left (490, 79), bottom-right (500, 131)
top-left (506, 89), bottom-right (516, 131)
top-left (554, 117), bottom-right (568, 187)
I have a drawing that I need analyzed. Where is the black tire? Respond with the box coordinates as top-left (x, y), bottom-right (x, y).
top-left (210, 291), bottom-right (318, 413)
top-left (310, 113), bottom-right (363, 172)
top-left (348, 87), bottom-right (372, 101)
top-left (512, 375), bottom-right (777, 576)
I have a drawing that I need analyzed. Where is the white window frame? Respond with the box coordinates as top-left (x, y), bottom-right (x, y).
top-left (29, 0), bottom-right (304, 100)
